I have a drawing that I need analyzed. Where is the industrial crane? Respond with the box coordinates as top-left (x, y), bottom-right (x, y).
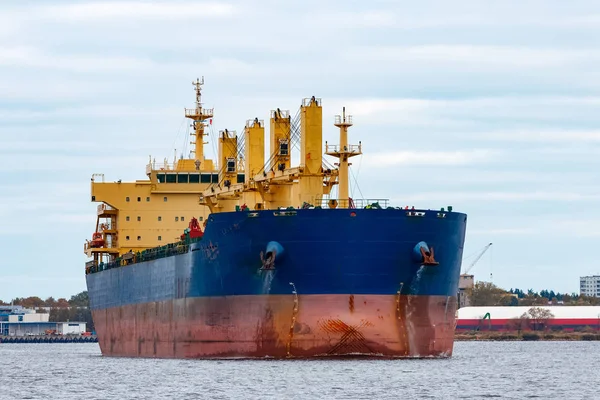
top-left (461, 242), bottom-right (493, 276)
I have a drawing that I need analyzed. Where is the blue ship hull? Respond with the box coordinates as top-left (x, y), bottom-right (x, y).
top-left (86, 208), bottom-right (467, 358)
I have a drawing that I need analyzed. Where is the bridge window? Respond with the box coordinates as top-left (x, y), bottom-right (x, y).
top-left (158, 216), bottom-right (162, 221)
top-left (237, 173), bottom-right (245, 183)
top-left (181, 217), bottom-right (185, 221)
top-left (189, 173), bottom-right (200, 183)
top-left (177, 174), bottom-right (189, 183)
top-left (212, 173), bottom-right (219, 183)
top-left (126, 236), bottom-right (130, 240)
top-left (126, 216), bottom-right (130, 221)
top-left (157, 173), bottom-right (166, 183)
top-left (175, 217), bottom-right (179, 222)
top-left (137, 236), bottom-right (141, 241)
top-left (165, 174), bottom-right (176, 183)
top-left (146, 197), bottom-right (150, 202)
top-left (137, 216), bottom-right (141, 221)
top-left (137, 197), bottom-right (141, 202)
top-left (158, 236), bottom-right (162, 241)
top-left (164, 197), bottom-right (167, 202)
top-left (226, 158), bottom-right (236, 173)
top-left (126, 197), bottom-right (130, 202)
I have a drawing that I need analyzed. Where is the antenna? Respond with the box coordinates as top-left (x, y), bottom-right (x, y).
top-left (184, 77), bottom-right (213, 164)
top-left (193, 77), bottom-right (204, 109)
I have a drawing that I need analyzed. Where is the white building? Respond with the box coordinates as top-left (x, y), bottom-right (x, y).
top-left (580, 275), bottom-right (600, 298)
top-left (0, 305), bottom-right (87, 336)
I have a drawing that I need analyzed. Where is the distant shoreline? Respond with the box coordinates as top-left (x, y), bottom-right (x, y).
top-left (455, 331), bottom-right (600, 341)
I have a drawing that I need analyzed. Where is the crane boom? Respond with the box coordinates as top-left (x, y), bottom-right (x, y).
top-left (462, 242), bottom-right (492, 275)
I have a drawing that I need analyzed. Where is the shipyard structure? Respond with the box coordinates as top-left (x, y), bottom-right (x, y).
top-left (84, 78), bottom-right (468, 359)
top-left (457, 306), bottom-right (600, 331)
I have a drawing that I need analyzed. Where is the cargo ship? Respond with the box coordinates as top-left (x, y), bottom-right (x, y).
top-left (84, 78), bottom-right (467, 359)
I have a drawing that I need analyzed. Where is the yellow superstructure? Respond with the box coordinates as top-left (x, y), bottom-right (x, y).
top-left (85, 78), bottom-right (362, 266)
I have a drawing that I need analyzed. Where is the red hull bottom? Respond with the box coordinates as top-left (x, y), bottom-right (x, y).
top-left (92, 294), bottom-right (457, 359)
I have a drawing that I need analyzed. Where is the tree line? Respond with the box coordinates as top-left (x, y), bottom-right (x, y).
top-left (468, 282), bottom-right (600, 307)
top-left (0, 291), bottom-right (94, 332)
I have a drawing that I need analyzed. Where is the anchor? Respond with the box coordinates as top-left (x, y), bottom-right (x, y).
top-left (413, 241), bottom-right (439, 266)
top-left (260, 241), bottom-right (284, 270)
top-left (420, 246), bottom-right (439, 266)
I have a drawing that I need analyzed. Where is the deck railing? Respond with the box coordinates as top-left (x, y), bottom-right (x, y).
top-left (96, 204), bottom-right (115, 215)
top-left (184, 107), bottom-right (214, 118)
top-left (334, 115), bottom-right (353, 125)
top-left (84, 240), bottom-right (118, 253)
top-left (319, 198), bottom-right (389, 209)
top-left (324, 144), bottom-right (362, 154)
top-left (85, 237), bottom-right (202, 275)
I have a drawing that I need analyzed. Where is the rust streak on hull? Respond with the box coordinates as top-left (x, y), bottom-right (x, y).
top-left (93, 294), bottom-right (457, 359)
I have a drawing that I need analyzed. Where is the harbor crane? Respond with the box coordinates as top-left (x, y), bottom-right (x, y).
top-left (461, 242), bottom-right (493, 276)
top-left (458, 242), bottom-right (493, 308)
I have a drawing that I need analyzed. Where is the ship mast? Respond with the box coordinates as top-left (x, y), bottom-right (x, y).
top-left (326, 107), bottom-right (362, 208)
top-left (184, 77), bottom-right (214, 167)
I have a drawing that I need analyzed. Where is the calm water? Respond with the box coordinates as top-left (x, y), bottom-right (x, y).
top-left (0, 341), bottom-right (597, 399)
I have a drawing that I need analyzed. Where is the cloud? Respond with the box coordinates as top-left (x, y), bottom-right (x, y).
top-left (395, 191), bottom-right (600, 203)
top-left (0, 77), bottom-right (123, 101)
top-left (43, 213), bottom-right (97, 225)
top-left (0, 46), bottom-right (265, 77)
top-left (330, 96), bottom-right (600, 124)
top-left (5, 2), bottom-right (237, 22)
top-left (480, 130), bottom-right (600, 143)
top-left (310, 10), bottom-right (397, 27)
top-left (0, 46), bottom-right (163, 73)
top-left (362, 149), bottom-right (497, 167)
top-left (0, 141), bottom-right (99, 152)
top-left (0, 215), bottom-right (95, 236)
top-left (552, 220), bottom-right (600, 238)
top-left (0, 104), bottom-right (179, 121)
top-left (0, 154), bottom-right (147, 172)
top-left (469, 228), bottom-right (539, 236)
top-left (468, 216), bottom-right (600, 239)
top-left (344, 45), bottom-right (600, 69)
top-left (0, 182), bottom-right (87, 195)
top-left (0, 275), bottom-right (83, 284)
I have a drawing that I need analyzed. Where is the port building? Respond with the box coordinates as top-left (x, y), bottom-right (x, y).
top-left (0, 306), bottom-right (86, 336)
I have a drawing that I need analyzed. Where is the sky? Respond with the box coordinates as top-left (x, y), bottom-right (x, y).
top-left (1, 0), bottom-right (600, 300)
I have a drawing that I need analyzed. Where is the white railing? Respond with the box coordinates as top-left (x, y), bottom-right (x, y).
top-left (334, 115), bottom-right (353, 125)
top-left (218, 129), bottom-right (237, 138)
top-left (146, 162), bottom-right (178, 174)
top-left (302, 97), bottom-right (322, 107)
top-left (325, 143), bottom-right (362, 154)
top-left (245, 119), bottom-right (265, 128)
top-left (270, 109), bottom-right (290, 119)
top-left (91, 173), bottom-right (105, 183)
top-left (84, 240), bottom-right (118, 252)
top-left (185, 107), bottom-right (214, 118)
top-left (97, 204), bottom-right (115, 215)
